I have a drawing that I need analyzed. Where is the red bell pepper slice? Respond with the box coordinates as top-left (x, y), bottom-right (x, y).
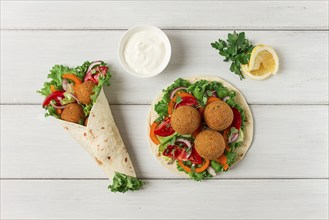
top-left (42, 91), bottom-right (65, 107)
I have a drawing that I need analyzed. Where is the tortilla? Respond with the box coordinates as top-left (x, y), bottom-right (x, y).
top-left (58, 88), bottom-right (136, 179)
top-left (147, 76), bottom-right (253, 177)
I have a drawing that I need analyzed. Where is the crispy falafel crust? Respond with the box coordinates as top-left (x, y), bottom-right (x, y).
top-left (75, 81), bottom-right (96, 105)
top-left (61, 103), bottom-right (85, 123)
top-left (147, 76), bottom-right (254, 177)
top-left (204, 100), bottom-right (234, 131)
top-left (171, 106), bottom-right (201, 134)
top-left (194, 130), bottom-right (225, 160)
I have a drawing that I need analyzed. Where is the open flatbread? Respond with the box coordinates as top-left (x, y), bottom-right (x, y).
top-left (147, 76), bottom-right (253, 177)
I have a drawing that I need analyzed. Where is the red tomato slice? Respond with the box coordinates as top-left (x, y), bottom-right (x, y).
top-left (162, 144), bottom-right (190, 161)
top-left (188, 147), bottom-right (203, 164)
top-left (154, 118), bottom-right (175, 137)
top-left (84, 66), bottom-right (108, 84)
top-left (175, 96), bottom-right (199, 109)
top-left (231, 108), bottom-right (242, 130)
top-left (163, 141), bottom-right (204, 164)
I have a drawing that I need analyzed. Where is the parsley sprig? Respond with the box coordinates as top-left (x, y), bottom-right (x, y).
top-left (211, 31), bottom-right (254, 80)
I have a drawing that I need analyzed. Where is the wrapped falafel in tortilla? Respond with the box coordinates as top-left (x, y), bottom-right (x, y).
top-left (38, 61), bottom-right (143, 192)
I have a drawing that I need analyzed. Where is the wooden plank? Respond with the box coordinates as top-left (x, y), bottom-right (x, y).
top-left (1, 30), bottom-right (328, 105)
top-left (1, 179), bottom-right (328, 219)
top-left (1, 105), bottom-right (328, 179)
top-left (1, 1), bottom-right (328, 29)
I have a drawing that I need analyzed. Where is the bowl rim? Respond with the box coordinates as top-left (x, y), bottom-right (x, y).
top-left (118, 24), bottom-right (172, 78)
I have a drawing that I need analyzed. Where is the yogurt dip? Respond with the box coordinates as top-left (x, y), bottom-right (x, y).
top-left (118, 25), bottom-right (171, 78)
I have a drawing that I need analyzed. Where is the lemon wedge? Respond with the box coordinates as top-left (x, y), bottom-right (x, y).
top-left (242, 44), bottom-right (279, 80)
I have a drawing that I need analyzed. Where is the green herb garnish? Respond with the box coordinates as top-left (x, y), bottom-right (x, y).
top-left (211, 31), bottom-right (254, 80)
top-left (108, 172), bottom-right (144, 193)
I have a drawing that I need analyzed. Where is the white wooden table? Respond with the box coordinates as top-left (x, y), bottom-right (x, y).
top-left (1, 1), bottom-right (328, 219)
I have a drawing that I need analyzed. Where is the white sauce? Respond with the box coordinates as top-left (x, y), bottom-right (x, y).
top-left (123, 31), bottom-right (166, 76)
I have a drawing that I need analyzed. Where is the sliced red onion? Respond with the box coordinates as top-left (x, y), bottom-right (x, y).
top-left (222, 96), bottom-right (230, 102)
top-left (228, 132), bottom-right (239, 143)
top-left (170, 87), bottom-right (187, 99)
top-left (62, 79), bottom-right (68, 91)
top-left (211, 90), bottom-right (218, 97)
top-left (67, 92), bottom-right (80, 104)
top-left (87, 61), bottom-right (102, 73)
top-left (176, 138), bottom-right (192, 148)
top-left (176, 138), bottom-right (192, 158)
top-left (50, 101), bottom-right (65, 109)
top-left (173, 102), bottom-right (179, 110)
top-left (207, 166), bottom-right (217, 176)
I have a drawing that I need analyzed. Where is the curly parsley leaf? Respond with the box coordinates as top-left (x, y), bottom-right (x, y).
top-left (108, 172), bottom-right (144, 193)
top-left (211, 31), bottom-right (254, 80)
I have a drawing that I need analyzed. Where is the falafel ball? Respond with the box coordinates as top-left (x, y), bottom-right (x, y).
top-left (194, 129), bottom-right (225, 160)
top-left (171, 106), bottom-right (201, 135)
top-left (61, 103), bottom-right (85, 123)
top-left (204, 100), bottom-right (233, 131)
top-left (75, 81), bottom-right (96, 105)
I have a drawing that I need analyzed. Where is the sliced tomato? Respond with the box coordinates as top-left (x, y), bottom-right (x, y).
top-left (163, 144), bottom-right (190, 161)
top-left (176, 96), bottom-right (199, 109)
top-left (163, 141), bottom-right (204, 164)
top-left (188, 147), bottom-right (203, 164)
top-left (84, 65), bottom-right (108, 84)
top-left (154, 118), bottom-right (175, 137)
top-left (231, 108), bottom-right (242, 129)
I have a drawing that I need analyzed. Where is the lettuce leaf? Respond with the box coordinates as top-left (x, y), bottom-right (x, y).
top-left (187, 80), bottom-right (236, 106)
top-left (154, 100), bottom-right (169, 118)
top-left (37, 65), bottom-right (77, 97)
top-left (44, 105), bottom-right (60, 119)
top-left (225, 151), bottom-right (237, 166)
top-left (154, 78), bottom-right (191, 117)
top-left (162, 78), bottom-right (191, 103)
top-left (75, 61), bottom-right (91, 80)
top-left (211, 81), bottom-right (236, 99)
top-left (108, 172), bottom-right (144, 193)
top-left (187, 79), bottom-right (209, 106)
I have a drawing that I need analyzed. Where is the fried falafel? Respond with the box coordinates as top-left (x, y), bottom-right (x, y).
top-left (171, 106), bottom-right (201, 135)
top-left (194, 129), bottom-right (225, 160)
top-left (204, 100), bottom-right (233, 131)
top-left (61, 103), bottom-right (85, 123)
top-left (75, 81), bottom-right (96, 105)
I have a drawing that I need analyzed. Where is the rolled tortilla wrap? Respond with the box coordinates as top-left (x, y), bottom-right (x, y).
top-left (58, 88), bottom-right (136, 179)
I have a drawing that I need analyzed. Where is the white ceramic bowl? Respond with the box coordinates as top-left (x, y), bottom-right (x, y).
top-left (118, 25), bottom-right (171, 78)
